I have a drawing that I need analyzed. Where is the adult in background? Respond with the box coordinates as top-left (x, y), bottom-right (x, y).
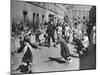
top-left (46, 16), bottom-right (56, 47)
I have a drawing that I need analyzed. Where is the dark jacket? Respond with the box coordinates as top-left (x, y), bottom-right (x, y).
top-left (47, 22), bottom-right (55, 34)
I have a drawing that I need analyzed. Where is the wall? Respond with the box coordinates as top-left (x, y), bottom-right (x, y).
top-left (89, 6), bottom-right (96, 24)
top-left (72, 10), bottom-right (89, 19)
top-left (11, 0), bottom-right (46, 25)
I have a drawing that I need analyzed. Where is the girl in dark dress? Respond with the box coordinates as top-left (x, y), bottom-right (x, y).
top-left (58, 37), bottom-right (71, 62)
top-left (15, 31), bottom-right (41, 73)
top-left (15, 41), bottom-right (33, 73)
top-left (22, 46), bottom-right (33, 64)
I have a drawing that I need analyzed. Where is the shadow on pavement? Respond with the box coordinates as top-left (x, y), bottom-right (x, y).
top-left (44, 57), bottom-right (67, 64)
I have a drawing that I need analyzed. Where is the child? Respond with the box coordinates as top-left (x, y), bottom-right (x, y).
top-left (81, 32), bottom-right (89, 55)
top-left (58, 37), bottom-right (71, 63)
top-left (35, 30), bottom-right (42, 45)
top-left (21, 42), bottom-right (33, 73)
top-left (44, 32), bottom-right (48, 44)
top-left (17, 36), bottom-right (25, 53)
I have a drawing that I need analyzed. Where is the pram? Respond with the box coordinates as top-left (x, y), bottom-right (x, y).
top-left (73, 37), bottom-right (88, 56)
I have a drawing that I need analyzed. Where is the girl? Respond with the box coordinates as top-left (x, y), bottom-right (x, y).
top-left (58, 37), bottom-right (71, 63)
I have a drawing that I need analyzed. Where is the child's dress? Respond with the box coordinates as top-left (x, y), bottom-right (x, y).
top-left (22, 43), bottom-right (33, 64)
top-left (59, 39), bottom-right (70, 60)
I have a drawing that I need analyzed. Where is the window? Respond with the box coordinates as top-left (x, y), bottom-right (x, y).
top-left (33, 13), bottom-right (35, 23)
top-left (33, 13), bottom-right (35, 16)
top-left (23, 11), bottom-right (27, 16)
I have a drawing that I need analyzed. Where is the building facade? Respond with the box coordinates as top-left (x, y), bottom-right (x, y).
top-left (89, 6), bottom-right (96, 25)
top-left (11, 0), bottom-right (68, 28)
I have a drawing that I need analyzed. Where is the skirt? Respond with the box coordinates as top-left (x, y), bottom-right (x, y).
top-left (60, 39), bottom-right (70, 60)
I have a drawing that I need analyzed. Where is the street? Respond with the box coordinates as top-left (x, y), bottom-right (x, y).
top-left (11, 31), bottom-right (80, 74)
top-left (10, 1), bottom-right (96, 74)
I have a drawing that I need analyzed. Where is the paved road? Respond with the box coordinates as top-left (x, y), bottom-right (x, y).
top-left (11, 31), bottom-right (80, 74)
